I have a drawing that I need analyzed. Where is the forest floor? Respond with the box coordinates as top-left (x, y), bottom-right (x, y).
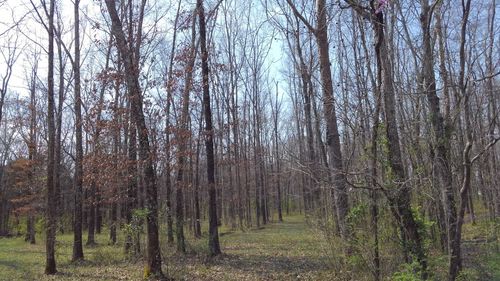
top-left (0, 214), bottom-right (498, 281)
top-left (0, 215), bottom-right (334, 281)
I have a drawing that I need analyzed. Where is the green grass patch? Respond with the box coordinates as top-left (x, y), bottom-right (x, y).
top-left (0, 231), bottom-right (143, 280)
top-left (0, 215), bottom-right (336, 280)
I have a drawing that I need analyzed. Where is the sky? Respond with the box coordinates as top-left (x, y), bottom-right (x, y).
top-left (0, 0), bottom-right (288, 101)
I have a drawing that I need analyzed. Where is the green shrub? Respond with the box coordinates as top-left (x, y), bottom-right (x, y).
top-left (391, 261), bottom-right (424, 281)
top-left (456, 268), bottom-right (480, 281)
top-left (413, 210), bottom-right (432, 253)
top-left (123, 208), bottom-right (148, 257)
top-left (93, 246), bottom-right (122, 265)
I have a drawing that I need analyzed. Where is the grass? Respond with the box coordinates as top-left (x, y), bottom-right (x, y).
top-left (0, 231), bottom-right (143, 280)
top-left (458, 217), bottom-right (500, 281)
top-left (0, 215), bottom-right (334, 281)
top-left (183, 216), bottom-right (332, 280)
top-left (0, 213), bottom-right (498, 280)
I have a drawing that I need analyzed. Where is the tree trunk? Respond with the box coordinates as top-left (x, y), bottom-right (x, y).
top-left (125, 122), bottom-right (138, 254)
top-left (110, 59), bottom-right (120, 245)
top-left (449, 1), bottom-right (472, 280)
top-left (54, 19), bottom-right (66, 235)
top-left (95, 201), bottom-right (102, 234)
top-left (198, 0), bottom-right (221, 256)
top-left (287, 0), bottom-right (350, 237)
top-left (315, 0), bottom-right (349, 239)
top-left (174, 9), bottom-right (198, 253)
top-left (25, 215), bottom-right (35, 244)
top-left (87, 184), bottom-right (96, 245)
top-left (26, 51), bottom-right (38, 246)
top-left (104, 0), bottom-right (164, 277)
top-left (194, 124), bottom-right (202, 238)
top-left (373, 6), bottom-right (427, 278)
top-left (72, 0), bottom-right (84, 261)
top-left (164, 0), bottom-right (182, 245)
top-left (420, 0), bottom-right (456, 268)
top-left (45, 0), bottom-right (57, 274)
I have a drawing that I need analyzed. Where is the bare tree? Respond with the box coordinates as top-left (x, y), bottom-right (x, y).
top-left (0, 32), bottom-right (21, 237)
top-left (104, 0), bottom-right (164, 277)
top-left (174, 8), bottom-right (198, 253)
top-left (198, 0), bottom-right (221, 256)
top-left (72, 0), bottom-right (84, 261)
top-left (286, 0), bottom-right (350, 240)
top-left (45, 0), bottom-right (57, 275)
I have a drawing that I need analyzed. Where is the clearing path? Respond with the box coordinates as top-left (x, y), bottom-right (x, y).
top-left (174, 216), bottom-right (333, 280)
top-left (0, 215), bottom-right (334, 281)
top-left (1, 215), bottom-right (497, 280)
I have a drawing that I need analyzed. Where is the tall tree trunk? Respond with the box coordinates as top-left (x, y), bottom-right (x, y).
top-left (358, 14), bottom-right (382, 279)
top-left (125, 121), bottom-right (138, 254)
top-left (110, 65), bottom-right (120, 245)
top-left (104, 0), bottom-right (164, 277)
top-left (449, 1), bottom-right (472, 280)
top-left (290, 0), bottom-right (341, 237)
top-left (194, 132), bottom-right (202, 238)
top-left (25, 50), bottom-right (39, 245)
top-left (164, 0), bottom-right (182, 245)
top-left (486, 0), bottom-right (498, 219)
top-left (55, 27), bottom-right (64, 235)
top-left (198, 0), bottom-right (221, 256)
top-left (86, 183), bottom-right (96, 245)
top-left (45, 0), bottom-right (57, 274)
top-left (372, 4), bottom-right (427, 277)
top-left (72, 0), bottom-right (84, 261)
top-left (174, 8), bottom-right (197, 253)
top-left (253, 111), bottom-right (261, 228)
top-left (315, 0), bottom-right (349, 239)
top-left (288, 0), bottom-right (350, 238)
top-left (273, 83), bottom-right (283, 222)
top-left (435, 3), bottom-right (452, 253)
top-left (420, 0), bottom-right (456, 272)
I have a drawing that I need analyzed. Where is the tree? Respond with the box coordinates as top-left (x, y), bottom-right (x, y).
top-left (271, 82), bottom-right (283, 222)
top-left (0, 0), bottom-right (498, 280)
top-left (104, 0), bottom-right (164, 277)
top-left (72, 0), bottom-right (84, 261)
top-left (174, 7), bottom-right (198, 253)
top-left (286, 0), bottom-right (350, 240)
top-left (0, 28), bottom-right (21, 239)
top-left (344, 2), bottom-right (429, 277)
top-left (163, 0), bottom-right (183, 246)
top-left (26, 56), bottom-right (38, 245)
top-left (45, 0), bottom-right (57, 274)
top-left (198, 0), bottom-right (221, 256)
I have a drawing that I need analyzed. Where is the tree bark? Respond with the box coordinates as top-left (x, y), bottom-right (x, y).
top-left (104, 0), bottom-right (164, 277)
top-left (125, 120), bottom-right (138, 254)
top-left (315, 0), bottom-right (349, 239)
top-left (174, 8), bottom-right (198, 253)
top-left (374, 5), bottom-right (427, 278)
top-left (55, 23), bottom-right (64, 235)
top-left (274, 86), bottom-right (283, 223)
top-left (372, 5), bottom-right (427, 277)
top-left (449, 1), bottom-right (472, 280)
top-left (72, 0), bottom-right (84, 261)
top-left (164, 0), bottom-right (182, 245)
top-left (198, 0), bottom-right (221, 256)
top-left (45, 0), bottom-right (57, 274)
top-left (420, 0), bottom-right (457, 269)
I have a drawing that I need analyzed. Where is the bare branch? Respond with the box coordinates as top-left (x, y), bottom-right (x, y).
top-left (474, 70), bottom-right (500, 82)
top-left (285, 0), bottom-right (316, 34)
top-left (471, 137), bottom-right (500, 164)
